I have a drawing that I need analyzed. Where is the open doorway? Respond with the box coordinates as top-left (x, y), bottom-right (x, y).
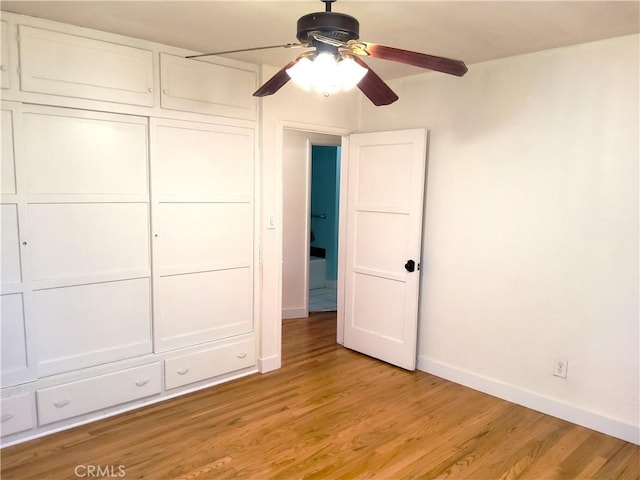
top-left (281, 128), bottom-right (342, 320)
top-left (308, 145), bottom-right (341, 312)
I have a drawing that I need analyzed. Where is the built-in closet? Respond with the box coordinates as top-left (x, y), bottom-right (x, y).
top-left (0, 12), bottom-right (259, 444)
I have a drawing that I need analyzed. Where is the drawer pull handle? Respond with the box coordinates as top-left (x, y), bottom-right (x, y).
top-left (54, 399), bottom-right (70, 408)
top-left (177, 368), bottom-right (190, 375)
top-left (135, 378), bottom-right (149, 387)
top-left (1, 413), bottom-right (14, 423)
top-left (236, 352), bottom-right (247, 359)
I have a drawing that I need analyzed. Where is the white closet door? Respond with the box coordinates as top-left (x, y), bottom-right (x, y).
top-left (151, 119), bottom-right (255, 352)
top-left (21, 105), bottom-right (152, 375)
top-left (1, 102), bottom-right (35, 387)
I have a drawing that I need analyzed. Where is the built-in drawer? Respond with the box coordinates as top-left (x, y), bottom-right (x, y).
top-left (1, 393), bottom-right (34, 437)
top-left (36, 362), bottom-right (161, 425)
top-left (165, 338), bottom-right (255, 390)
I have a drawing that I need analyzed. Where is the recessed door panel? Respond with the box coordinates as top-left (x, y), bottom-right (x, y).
top-left (155, 124), bottom-right (253, 196)
top-left (355, 143), bottom-right (413, 210)
top-left (34, 278), bottom-right (152, 375)
top-left (354, 210), bottom-right (409, 276)
top-left (155, 268), bottom-right (253, 352)
top-left (28, 203), bottom-right (150, 282)
top-left (155, 203), bottom-right (253, 273)
top-left (23, 110), bottom-right (148, 195)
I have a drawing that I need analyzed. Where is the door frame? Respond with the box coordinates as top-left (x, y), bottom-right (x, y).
top-left (277, 121), bottom-right (349, 332)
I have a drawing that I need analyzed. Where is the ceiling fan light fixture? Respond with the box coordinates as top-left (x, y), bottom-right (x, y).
top-left (286, 56), bottom-right (315, 91)
top-left (286, 52), bottom-right (367, 96)
top-left (338, 55), bottom-right (368, 91)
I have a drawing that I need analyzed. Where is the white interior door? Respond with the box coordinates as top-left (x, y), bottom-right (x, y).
top-left (342, 128), bottom-right (427, 370)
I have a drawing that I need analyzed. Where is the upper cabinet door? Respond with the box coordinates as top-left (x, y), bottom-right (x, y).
top-left (160, 53), bottom-right (257, 120)
top-left (1, 21), bottom-right (11, 89)
top-left (18, 26), bottom-right (154, 107)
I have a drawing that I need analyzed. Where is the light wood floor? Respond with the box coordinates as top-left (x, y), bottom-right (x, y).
top-left (2, 312), bottom-right (638, 479)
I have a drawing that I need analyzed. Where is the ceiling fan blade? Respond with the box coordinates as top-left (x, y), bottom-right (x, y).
top-left (351, 42), bottom-right (468, 77)
top-left (186, 43), bottom-right (305, 60)
top-left (253, 58), bottom-right (300, 97)
top-left (352, 57), bottom-right (398, 106)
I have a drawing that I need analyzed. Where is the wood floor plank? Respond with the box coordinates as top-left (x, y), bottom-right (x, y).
top-left (1, 312), bottom-right (638, 479)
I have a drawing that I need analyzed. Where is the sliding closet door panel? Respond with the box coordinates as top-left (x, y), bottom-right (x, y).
top-left (151, 118), bottom-right (255, 352)
top-left (155, 203), bottom-right (253, 274)
top-left (1, 102), bottom-right (36, 387)
top-left (23, 111), bottom-right (148, 195)
top-left (18, 105), bottom-right (152, 374)
top-left (156, 268), bottom-right (253, 351)
top-left (34, 278), bottom-right (152, 376)
top-left (28, 203), bottom-right (150, 285)
top-left (154, 124), bottom-right (253, 197)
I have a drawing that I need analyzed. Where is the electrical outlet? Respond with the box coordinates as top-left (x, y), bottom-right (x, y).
top-left (553, 359), bottom-right (568, 378)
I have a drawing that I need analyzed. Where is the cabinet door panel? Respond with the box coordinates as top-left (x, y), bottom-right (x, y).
top-left (24, 110), bottom-right (148, 195)
top-left (1, 21), bottom-right (11, 90)
top-left (34, 278), bottom-right (152, 376)
top-left (155, 124), bottom-right (253, 197)
top-left (1, 108), bottom-right (16, 194)
top-left (156, 203), bottom-right (252, 273)
top-left (19, 26), bottom-right (153, 106)
top-left (1, 294), bottom-right (28, 382)
top-left (155, 268), bottom-right (253, 352)
top-left (160, 53), bottom-right (257, 120)
top-left (1, 204), bottom-right (21, 285)
top-left (28, 203), bottom-right (150, 283)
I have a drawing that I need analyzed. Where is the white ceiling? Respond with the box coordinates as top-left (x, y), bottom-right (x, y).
top-left (2, 0), bottom-right (639, 79)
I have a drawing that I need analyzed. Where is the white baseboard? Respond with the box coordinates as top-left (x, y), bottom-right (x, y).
top-left (282, 308), bottom-right (308, 319)
top-left (417, 355), bottom-right (639, 445)
top-left (257, 355), bottom-right (281, 373)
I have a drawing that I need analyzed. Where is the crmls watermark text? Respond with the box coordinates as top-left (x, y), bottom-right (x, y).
top-left (74, 464), bottom-right (126, 478)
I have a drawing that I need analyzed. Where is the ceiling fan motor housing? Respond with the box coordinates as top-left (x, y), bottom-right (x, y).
top-left (296, 12), bottom-right (360, 46)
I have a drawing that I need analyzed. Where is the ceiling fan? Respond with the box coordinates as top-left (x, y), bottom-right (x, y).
top-left (187, 0), bottom-right (468, 106)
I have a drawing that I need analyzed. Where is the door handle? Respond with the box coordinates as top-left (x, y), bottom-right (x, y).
top-left (404, 259), bottom-right (416, 272)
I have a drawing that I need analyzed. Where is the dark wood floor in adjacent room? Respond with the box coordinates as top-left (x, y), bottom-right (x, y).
top-left (2, 311), bottom-right (638, 479)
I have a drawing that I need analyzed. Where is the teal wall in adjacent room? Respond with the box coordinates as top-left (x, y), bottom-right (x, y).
top-left (310, 145), bottom-right (340, 282)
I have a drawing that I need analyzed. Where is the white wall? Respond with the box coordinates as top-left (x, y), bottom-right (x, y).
top-left (258, 65), bottom-right (357, 370)
top-left (358, 34), bottom-right (639, 443)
